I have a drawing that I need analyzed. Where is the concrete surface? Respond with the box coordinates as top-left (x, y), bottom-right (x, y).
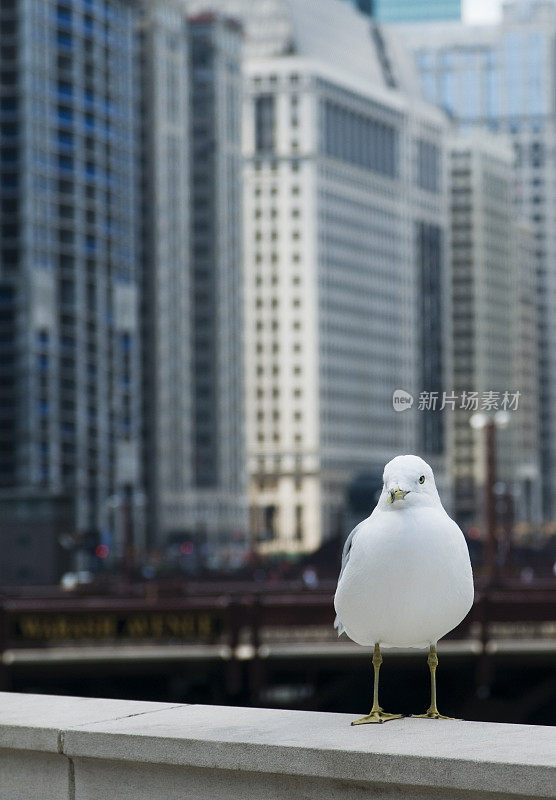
top-left (0, 692), bottom-right (554, 799)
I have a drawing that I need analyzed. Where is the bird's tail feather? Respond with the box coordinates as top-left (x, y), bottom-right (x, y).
top-left (334, 614), bottom-right (345, 637)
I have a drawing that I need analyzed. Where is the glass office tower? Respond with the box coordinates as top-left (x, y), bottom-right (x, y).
top-left (0, 0), bottom-right (142, 561)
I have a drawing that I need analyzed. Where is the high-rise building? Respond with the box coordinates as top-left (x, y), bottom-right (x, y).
top-left (0, 0), bottom-right (142, 560)
top-left (340, 0), bottom-right (461, 23)
top-left (139, 5), bottom-right (248, 557)
top-left (187, 0), bottom-right (450, 551)
top-left (513, 219), bottom-right (542, 529)
top-left (188, 12), bottom-right (248, 559)
top-left (447, 133), bottom-right (540, 529)
top-left (401, 0), bottom-right (556, 524)
top-left (137, 1), bottom-right (192, 549)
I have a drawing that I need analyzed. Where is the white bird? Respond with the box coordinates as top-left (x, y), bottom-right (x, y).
top-left (334, 454), bottom-right (474, 724)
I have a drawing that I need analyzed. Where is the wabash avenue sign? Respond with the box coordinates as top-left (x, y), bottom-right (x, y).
top-left (7, 611), bottom-right (224, 645)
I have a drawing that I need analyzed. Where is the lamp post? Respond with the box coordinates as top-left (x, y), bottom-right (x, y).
top-left (469, 410), bottom-right (511, 586)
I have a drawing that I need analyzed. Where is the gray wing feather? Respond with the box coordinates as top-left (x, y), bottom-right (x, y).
top-left (333, 523), bottom-right (361, 636)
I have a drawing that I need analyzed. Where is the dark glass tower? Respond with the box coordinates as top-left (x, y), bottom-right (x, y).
top-left (0, 0), bottom-right (142, 559)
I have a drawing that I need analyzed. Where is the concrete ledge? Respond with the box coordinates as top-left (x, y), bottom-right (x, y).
top-left (0, 693), bottom-right (554, 799)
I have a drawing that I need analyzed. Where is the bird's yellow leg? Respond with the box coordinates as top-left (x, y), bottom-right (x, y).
top-left (412, 645), bottom-right (458, 720)
top-left (352, 643), bottom-right (403, 725)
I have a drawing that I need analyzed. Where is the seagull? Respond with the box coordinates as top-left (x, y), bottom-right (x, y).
top-left (334, 454), bottom-right (474, 724)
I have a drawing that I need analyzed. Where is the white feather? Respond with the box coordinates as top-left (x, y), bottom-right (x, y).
top-left (334, 455), bottom-right (474, 648)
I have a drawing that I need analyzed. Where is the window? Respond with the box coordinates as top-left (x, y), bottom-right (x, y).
top-left (294, 505), bottom-right (303, 540)
top-left (531, 141), bottom-right (544, 168)
top-left (322, 100), bottom-right (397, 177)
top-left (254, 94), bottom-right (275, 154)
top-left (417, 140), bottom-right (439, 193)
top-left (264, 505), bottom-right (277, 540)
top-left (57, 31), bottom-right (72, 49)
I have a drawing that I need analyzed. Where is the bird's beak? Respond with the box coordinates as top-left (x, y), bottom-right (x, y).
top-left (387, 487), bottom-right (410, 504)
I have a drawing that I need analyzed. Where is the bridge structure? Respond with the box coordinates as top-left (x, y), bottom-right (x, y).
top-left (0, 579), bottom-right (554, 723)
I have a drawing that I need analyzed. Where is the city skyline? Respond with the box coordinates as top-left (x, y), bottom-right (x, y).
top-left (0, 0), bottom-right (553, 587)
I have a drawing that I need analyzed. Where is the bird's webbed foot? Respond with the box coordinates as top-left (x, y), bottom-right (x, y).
top-left (352, 707), bottom-right (403, 725)
top-left (411, 707), bottom-right (458, 720)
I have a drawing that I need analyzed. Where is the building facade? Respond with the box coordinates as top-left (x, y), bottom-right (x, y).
top-left (401, 0), bottom-right (556, 524)
top-left (188, 12), bottom-right (248, 562)
top-left (218, 0), bottom-right (450, 552)
top-left (0, 0), bottom-right (142, 559)
top-left (447, 133), bottom-right (540, 529)
top-left (138, 6), bottom-right (248, 558)
top-left (137, 0), bottom-right (192, 549)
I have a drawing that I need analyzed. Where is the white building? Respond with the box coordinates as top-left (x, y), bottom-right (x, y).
top-left (399, 0), bottom-right (556, 525)
top-left (185, 0), bottom-right (451, 552)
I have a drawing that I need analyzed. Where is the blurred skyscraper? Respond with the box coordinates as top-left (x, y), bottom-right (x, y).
top-left (0, 0), bottom-right (142, 570)
top-left (0, 0), bottom-right (249, 581)
top-left (447, 133), bottom-right (540, 528)
top-left (139, 4), bottom-right (248, 557)
top-left (137, 1), bottom-right (192, 549)
top-left (188, 12), bottom-right (248, 558)
top-left (340, 0), bottom-right (461, 23)
top-left (401, 0), bottom-right (556, 525)
top-left (187, 0), bottom-right (450, 551)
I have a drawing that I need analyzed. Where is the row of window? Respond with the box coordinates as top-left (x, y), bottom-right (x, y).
top-left (254, 207), bottom-right (301, 219)
top-left (322, 100), bottom-right (398, 178)
top-left (254, 229), bottom-right (301, 242)
top-left (257, 410), bottom-right (304, 422)
top-left (255, 184), bottom-right (301, 197)
top-left (255, 297), bottom-right (303, 309)
top-left (256, 342), bottom-right (303, 354)
top-left (252, 74), bottom-right (300, 86)
top-left (255, 363), bottom-right (303, 376)
top-left (256, 387), bottom-right (304, 399)
top-left (256, 432), bottom-right (304, 445)
top-left (255, 252), bottom-right (302, 265)
top-left (254, 275), bottom-right (302, 288)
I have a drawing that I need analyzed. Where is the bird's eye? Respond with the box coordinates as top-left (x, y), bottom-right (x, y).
top-left (419, 475), bottom-right (425, 484)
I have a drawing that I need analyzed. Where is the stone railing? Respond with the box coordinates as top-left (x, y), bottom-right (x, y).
top-left (0, 692), bottom-right (554, 799)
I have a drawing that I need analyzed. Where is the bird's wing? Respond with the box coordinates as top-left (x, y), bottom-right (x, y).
top-left (333, 522), bottom-right (361, 636)
top-left (338, 522), bottom-right (361, 582)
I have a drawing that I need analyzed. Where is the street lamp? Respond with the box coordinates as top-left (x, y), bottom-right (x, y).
top-left (469, 411), bottom-right (511, 585)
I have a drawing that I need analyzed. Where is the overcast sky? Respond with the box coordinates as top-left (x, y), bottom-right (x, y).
top-left (463, 0), bottom-right (502, 24)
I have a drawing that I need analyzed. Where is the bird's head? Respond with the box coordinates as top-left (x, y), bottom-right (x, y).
top-left (379, 455), bottom-right (441, 511)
